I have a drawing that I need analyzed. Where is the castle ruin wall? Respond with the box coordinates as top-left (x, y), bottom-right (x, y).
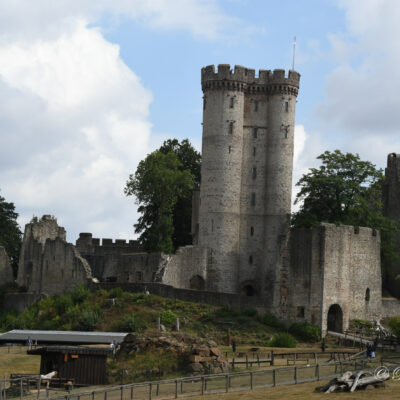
top-left (0, 246), bottom-right (14, 285)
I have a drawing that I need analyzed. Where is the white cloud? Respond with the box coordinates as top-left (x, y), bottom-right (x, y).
top-left (316, 0), bottom-right (400, 166)
top-left (0, 1), bottom-right (247, 242)
top-left (0, 18), bottom-right (152, 241)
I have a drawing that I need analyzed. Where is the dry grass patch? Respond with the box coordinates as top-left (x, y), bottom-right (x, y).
top-left (188, 378), bottom-right (400, 400)
top-left (0, 346), bottom-right (40, 378)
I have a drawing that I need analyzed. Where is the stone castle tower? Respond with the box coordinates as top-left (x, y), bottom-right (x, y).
top-left (194, 64), bottom-right (300, 301)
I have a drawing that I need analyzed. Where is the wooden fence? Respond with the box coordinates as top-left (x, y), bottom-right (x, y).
top-left (2, 359), bottom-right (372, 400)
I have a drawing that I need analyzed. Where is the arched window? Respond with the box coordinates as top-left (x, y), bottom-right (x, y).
top-left (365, 288), bottom-right (370, 301)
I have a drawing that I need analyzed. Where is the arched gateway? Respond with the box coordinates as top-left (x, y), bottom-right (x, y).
top-left (327, 304), bottom-right (343, 333)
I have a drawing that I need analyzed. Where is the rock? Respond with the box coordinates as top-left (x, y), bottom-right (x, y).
top-left (365, 385), bottom-right (375, 390)
top-left (189, 363), bottom-right (203, 372)
top-left (210, 347), bottom-right (222, 357)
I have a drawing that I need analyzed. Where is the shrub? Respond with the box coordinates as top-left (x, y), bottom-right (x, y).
top-left (269, 333), bottom-right (296, 348)
top-left (109, 287), bottom-right (124, 299)
top-left (117, 314), bottom-right (147, 332)
top-left (243, 308), bottom-right (257, 317)
top-left (76, 308), bottom-right (102, 331)
top-left (259, 313), bottom-right (285, 330)
top-left (71, 285), bottom-right (89, 304)
top-left (54, 294), bottom-right (74, 315)
top-left (237, 316), bottom-right (248, 324)
top-left (389, 316), bottom-right (400, 336)
top-left (160, 310), bottom-right (178, 325)
top-left (289, 322), bottom-right (321, 342)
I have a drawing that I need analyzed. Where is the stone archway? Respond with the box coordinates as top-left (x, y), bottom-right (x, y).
top-left (327, 304), bottom-right (343, 333)
top-left (190, 275), bottom-right (205, 291)
top-left (240, 284), bottom-right (256, 296)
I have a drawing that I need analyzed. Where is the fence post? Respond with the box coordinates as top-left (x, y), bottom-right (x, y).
top-left (20, 379), bottom-right (23, 400)
top-left (120, 386), bottom-right (123, 400)
top-left (232, 358), bottom-right (235, 370)
top-left (104, 390), bottom-right (108, 400)
top-left (175, 380), bottom-right (178, 399)
top-left (257, 354), bottom-right (260, 367)
top-left (271, 350), bottom-right (274, 366)
top-left (130, 386), bottom-right (134, 400)
top-left (317, 364), bottom-right (320, 381)
top-left (225, 375), bottom-right (229, 393)
top-left (294, 367), bottom-right (297, 384)
top-left (92, 391), bottom-right (95, 400)
top-left (246, 355), bottom-right (248, 369)
top-left (149, 383), bottom-right (152, 400)
top-left (201, 377), bottom-right (205, 395)
top-left (273, 369), bottom-right (276, 387)
top-left (180, 380), bottom-right (183, 394)
top-left (250, 372), bottom-right (253, 390)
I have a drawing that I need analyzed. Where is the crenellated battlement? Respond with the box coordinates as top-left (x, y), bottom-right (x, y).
top-left (201, 64), bottom-right (300, 95)
top-left (76, 232), bottom-right (143, 254)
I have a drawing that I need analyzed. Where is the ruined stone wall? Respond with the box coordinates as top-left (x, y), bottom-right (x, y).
top-left (158, 246), bottom-right (209, 290)
top-left (382, 298), bottom-right (400, 318)
top-left (16, 215), bottom-right (93, 295)
top-left (0, 246), bottom-right (14, 285)
top-left (383, 153), bottom-right (400, 297)
top-left (76, 233), bottom-right (158, 283)
top-left (286, 224), bottom-right (381, 334)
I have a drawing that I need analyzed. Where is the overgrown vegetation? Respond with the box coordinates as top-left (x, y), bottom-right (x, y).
top-left (389, 316), bottom-right (400, 336)
top-left (268, 333), bottom-right (296, 348)
top-left (289, 322), bottom-right (321, 342)
top-left (0, 287), bottom-right (313, 348)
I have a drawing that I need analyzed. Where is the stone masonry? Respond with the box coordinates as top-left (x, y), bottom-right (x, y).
top-left (16, 215), bottom-right (92, 295)
top-left (383, 153), bottom-right (400, 297)
top-left (0, 246), bottom-right (14, 285)
top-left (194, 65), bottom-right (300, 303)
top-left (286, 224), bottom-right (381, 334)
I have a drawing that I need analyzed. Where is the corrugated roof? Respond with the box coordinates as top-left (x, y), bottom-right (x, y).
top-left (28, 346), bottom-right (112, 356)
top-left (0, 330), bottom-right (127, 344)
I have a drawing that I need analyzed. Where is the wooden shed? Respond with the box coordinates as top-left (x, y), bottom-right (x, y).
top-left (28, 346), bottom-right (112, 385)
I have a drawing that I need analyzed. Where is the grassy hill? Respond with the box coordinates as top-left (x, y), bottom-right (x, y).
top-left (0, 285), bottom-right (305, 346)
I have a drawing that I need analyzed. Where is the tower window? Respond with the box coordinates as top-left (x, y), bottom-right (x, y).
top-left (229, 145), bottom-right (231, 154)
top-left (252, 167), bottom-right (257, 179)
top-left (254, 101), bottom-right (259, 112)
top-left (285, 101), bottom-right (289, 112)
top-left (251, 192), bottom-right (256, 206)
top-left (365, 288), bottom-right (370, 301)
top-left (249, 255), bottom-right (253, 265)
top-left (253, 127), bottom-right (258, 138)
top-left (284, 127), bottom-right (288, 139)
top-left (203, 96), bottom-right (207, 110)
top-left (229, 97), bottom-right (234, 108)
top-left (229, 122), bottom-right (233, 134)
top-left (250, 226), bottom-right (254, 236)
top-left (253, 147), bottom-right (256, 156)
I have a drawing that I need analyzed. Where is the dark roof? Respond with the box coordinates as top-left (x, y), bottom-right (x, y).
top-left (28, 346), bottom-right (112, 356)
top-left (0, 330), bottom-right (127, 344)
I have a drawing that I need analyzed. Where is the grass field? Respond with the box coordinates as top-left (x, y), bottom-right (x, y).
top-left (0, 345), bottom-right (40, 378)
top-left (188, 378), bottom-right (400, 400)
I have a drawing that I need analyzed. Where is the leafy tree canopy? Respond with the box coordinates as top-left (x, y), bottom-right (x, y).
top-left (292, 150), bottom-right (398, 269)
top-left (0, 192), bottom-right (22, 274)
top-left (125, 147), bottom-right (195, 254)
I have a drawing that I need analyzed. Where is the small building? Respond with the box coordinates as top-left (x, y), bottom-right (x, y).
top-left (27, 346), bottom-right (112, 385)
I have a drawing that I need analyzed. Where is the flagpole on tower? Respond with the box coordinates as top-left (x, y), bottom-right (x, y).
top-left (292, 36), bottom-right (296, 70)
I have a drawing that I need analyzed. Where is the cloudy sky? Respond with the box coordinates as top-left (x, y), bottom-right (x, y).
top-left (0, 0), bottom-right (399, 242)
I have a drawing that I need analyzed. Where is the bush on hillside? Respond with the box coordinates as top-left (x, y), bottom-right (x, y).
top-left (268, 333), bottom-right (296, 348)
top-left (114, 313), bottom-right (148, 332)
top-left (389, 316), bottom-right (400, 336)
top-left (289, 322), bottom-right (321, 342)
top-left (259, 313), bottom-right (285, 330)
top-left (160, 310), bottom-right (178, 325)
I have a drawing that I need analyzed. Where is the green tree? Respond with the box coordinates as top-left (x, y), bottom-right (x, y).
top-left (158, 139), bottom-right (201, 249)
top-left (0, 192), bottom-right (22, 275)
top-left (125, 150), bottom-right (194, 253)
top-left (292, 150), bottom-right (398, 270)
